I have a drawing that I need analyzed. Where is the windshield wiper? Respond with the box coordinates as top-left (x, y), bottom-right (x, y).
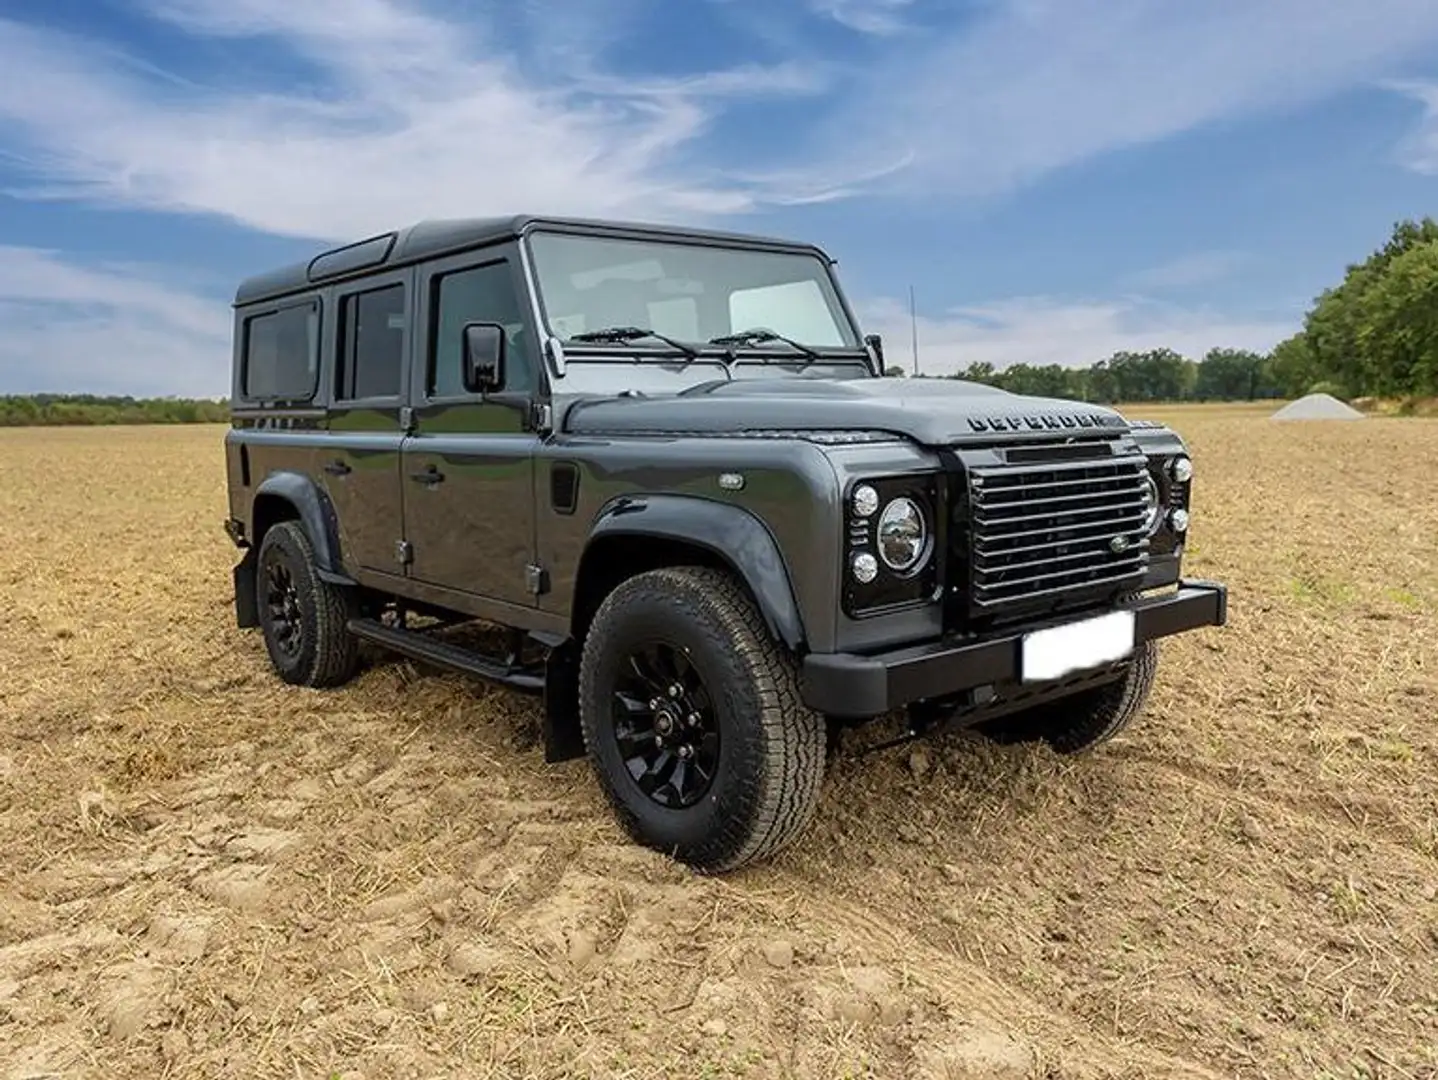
top-left (708, 327), bottom-right (821, 360)
top-left (569, 325), bottom-right (701, 359)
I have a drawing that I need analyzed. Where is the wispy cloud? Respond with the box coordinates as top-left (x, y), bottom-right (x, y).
top-left (4, 0), bottom-right (1437, 237)
top-left (0, 248), bottom-right (230, 397)
top-left (0, 3), bottom-right (828, 242)
top-left (1122, 251), bottom-right (1250, 291)
top-left (809, 0), bottom-right (916, 35)
top-left (789, 0), bottom-right (1438, 202)
top-left (1389, 78), bottom-right (1438, 174)
top-left (857, 293), bottom-right (1295, 376)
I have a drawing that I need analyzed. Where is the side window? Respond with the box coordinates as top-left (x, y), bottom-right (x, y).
top-left (242, 301), bottom-right (319, 400)
top-left (337, 283), bottom-right (405, 400)
top-left (430, 261), bottom-right (534, 397)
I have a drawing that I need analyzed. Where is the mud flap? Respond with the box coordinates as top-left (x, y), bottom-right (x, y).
top-left (234, 548), bottom-right (259, 628)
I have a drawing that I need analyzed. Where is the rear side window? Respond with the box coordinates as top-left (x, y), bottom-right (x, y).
top-left (242, 302), bottom-right (319, 400)
top-left (337, 283), bottom-right (406, 400)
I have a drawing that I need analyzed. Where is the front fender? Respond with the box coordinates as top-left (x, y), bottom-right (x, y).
top-left (585, 494), bottom-right (806, 651)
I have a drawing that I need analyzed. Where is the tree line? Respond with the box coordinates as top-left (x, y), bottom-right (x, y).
top-left (885, 216), bottom-right (1438, 404)
top-left (0, 394), bottom-right (230, 427)
top-left (4, 216), bottom-right (1434, 423)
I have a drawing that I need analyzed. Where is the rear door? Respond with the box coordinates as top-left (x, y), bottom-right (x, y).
top-left (401, 247), bottom-right (542, 608)
top-left (318, 268), bottom-right (413, 575)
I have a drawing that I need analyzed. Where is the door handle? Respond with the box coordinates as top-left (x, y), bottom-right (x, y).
top-left (324, 460), bottom-right (352, 476)
top-left (409, 465), bottom-right (445, 485)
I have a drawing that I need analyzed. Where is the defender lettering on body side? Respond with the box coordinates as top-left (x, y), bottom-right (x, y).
top-left (221, 212), bottom-right (1228, 874)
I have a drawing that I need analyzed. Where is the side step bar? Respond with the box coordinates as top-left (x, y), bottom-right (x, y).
top-left (346, 618), bottom-right (545, 694)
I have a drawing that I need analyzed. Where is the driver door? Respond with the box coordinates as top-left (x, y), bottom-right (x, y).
top-left (400, 247), bottom-right (542, 609)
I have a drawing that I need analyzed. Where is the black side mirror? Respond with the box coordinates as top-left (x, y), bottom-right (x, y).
top-left (462, 322), bottom-right (506, 394)
top-left (864, 333), bottom-right (885, 367)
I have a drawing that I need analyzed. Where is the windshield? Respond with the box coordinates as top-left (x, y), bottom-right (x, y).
top-left (525, 231), bottom-right (862, 351)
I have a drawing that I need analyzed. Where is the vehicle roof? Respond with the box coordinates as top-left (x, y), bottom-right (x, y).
top-left (233, 214), bottom-right (833, 307)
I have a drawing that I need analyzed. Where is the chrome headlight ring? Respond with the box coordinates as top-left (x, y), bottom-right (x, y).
top-left (876, 496), bottom-right (929, 574)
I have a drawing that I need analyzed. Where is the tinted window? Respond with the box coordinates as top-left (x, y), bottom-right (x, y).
top-left (338, 284), bottom-right (405, 400)
top-left (430, 261), bottom-right (533, 396)
top-left (242, 302), bottom-right (319, 400)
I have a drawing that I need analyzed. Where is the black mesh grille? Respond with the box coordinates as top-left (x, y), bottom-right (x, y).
top-left (966, 448), bottom-right (1150, 611)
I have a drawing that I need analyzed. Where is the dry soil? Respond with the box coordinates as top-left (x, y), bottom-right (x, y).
top-left (1, 408), bottom-right (1435, 1079)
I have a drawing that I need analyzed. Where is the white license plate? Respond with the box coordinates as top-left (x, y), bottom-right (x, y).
top-left (1019, 610), bottom-right (1135, 683)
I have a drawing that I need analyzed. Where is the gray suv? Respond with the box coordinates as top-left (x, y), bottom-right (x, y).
top-left (222, 215), bottom-right (1227, 872)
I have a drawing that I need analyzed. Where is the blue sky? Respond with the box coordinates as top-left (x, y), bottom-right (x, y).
top-left (0, 0), bottom-right (1435, 396)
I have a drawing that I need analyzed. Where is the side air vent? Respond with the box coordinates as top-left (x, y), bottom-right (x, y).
top-left (550, 462), bottom-right (579, 514)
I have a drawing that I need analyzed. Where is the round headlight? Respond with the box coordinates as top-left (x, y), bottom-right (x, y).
top-left (1170, 456), bottom-right (1193, 483)
top-left (1169, 508), bottom-right (1190, 533)
top-left (1141, 473), bottom-right (1162, 534)
top-left (852, 484), bottom-right (879, 518)
top-left (851, 551), bottom-right (879, 584)
top-left (877, 497), bottom-right (928, 573)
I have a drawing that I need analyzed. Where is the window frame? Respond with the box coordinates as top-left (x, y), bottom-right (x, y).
top-left (333, 272), bottom-right (411, 407)
top-left (237, 296), bottom-right (323, 405)
top-left (417, 245), bottom-right (546, 406)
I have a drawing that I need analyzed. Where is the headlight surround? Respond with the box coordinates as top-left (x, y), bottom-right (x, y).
top-left (877, 496), bottom-right (928, 573)
top-left (842, 473), bottom-right (940, 617)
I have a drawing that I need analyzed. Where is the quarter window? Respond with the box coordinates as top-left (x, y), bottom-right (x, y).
top-left (337, 283), bottom-right (405, 400)
top-left (242, 302), bottom-right (319, 400)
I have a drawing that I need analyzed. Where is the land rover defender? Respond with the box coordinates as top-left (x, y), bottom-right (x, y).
top-left (222, 215), bottom-right (1227, 873)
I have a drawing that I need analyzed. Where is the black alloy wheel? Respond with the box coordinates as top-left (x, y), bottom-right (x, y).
top-left (578, 566), bottom-right (827, 873)
top-left (610, 641), bottom-right (720, 810)
top-left (253, 520), bottom-right (362, 688)
top-left (262, 556), bottom-right (304, 663)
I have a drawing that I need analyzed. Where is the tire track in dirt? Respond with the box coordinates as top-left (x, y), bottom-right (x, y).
top-left (1119, 749), bottom-right (1438, 862)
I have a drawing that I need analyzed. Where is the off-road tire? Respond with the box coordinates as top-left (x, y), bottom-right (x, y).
top-left (255, 520), bottom-right (361, 688)
top-left (578, 566), bottom-right (826, 873)
top-left (980, 639), bottom-right (1159, 754)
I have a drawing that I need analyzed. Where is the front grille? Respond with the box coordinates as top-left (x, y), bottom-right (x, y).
top-left (964, 444), bottom-right (1150, 613)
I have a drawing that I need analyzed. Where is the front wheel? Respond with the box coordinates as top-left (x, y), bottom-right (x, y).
top-left (578, 566), bottom-right (826, 873)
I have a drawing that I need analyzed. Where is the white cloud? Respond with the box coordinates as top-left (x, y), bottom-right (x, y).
top-left (4, 0), bottom-right (1436, 234)
top-left (1388, 78), bottom-right (1438, 174)
top-left (0, 3), bottom-right (831, 243)
top-left (808, 0), bottom-right (916, 35)
top-left (0, 248), bottom-right (230, 396)
top-left (856, 293), bottom-right (1295, 376)
top-left (787, 0), bottom-right (1438, 201)
top-left (1122, 251), bottom-right (1250, 291)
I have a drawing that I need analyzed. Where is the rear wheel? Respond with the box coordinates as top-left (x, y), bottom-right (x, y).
top-left (255, 520), bottom-right (361, 688)
top-left (578, 566), bottom-right (826, 873)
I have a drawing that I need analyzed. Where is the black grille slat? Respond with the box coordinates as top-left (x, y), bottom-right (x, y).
top-left (972, 514), bottom-right (1143, 548)
top-left (974, 564), bottom-right (1147, 603)
top-left (975, 473), bottom-right (1137, 502)
top-left (962, 444), bottom-right (1151, 611)
top-left (975, 542), bottom-right (1140, 576)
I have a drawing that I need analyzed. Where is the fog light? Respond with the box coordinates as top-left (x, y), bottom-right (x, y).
top-left (852, 552), bottom-right (879, 584)
top-left (1170, 456), bottom-right (1193, 483)
top-left (1169, 508), bottom-right (1190, 532)
top-left (852, 484), bottom-right (879, 517)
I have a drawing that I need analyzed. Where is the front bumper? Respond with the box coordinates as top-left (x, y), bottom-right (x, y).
top-left (801, 578), bottom-right (1227, 718)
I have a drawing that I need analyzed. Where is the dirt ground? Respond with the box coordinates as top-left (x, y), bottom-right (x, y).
top-left (2, 409), bottom-right (1435, 1080)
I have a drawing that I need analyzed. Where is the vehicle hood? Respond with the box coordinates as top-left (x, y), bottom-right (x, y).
top-left (561, 376), bottom-right (1129, 446)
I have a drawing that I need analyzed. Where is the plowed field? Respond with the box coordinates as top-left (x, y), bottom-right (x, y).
top-left (2, 409), bottom-right (1435, 1079)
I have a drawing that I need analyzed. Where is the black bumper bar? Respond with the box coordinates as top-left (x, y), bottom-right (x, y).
top-left (801, 579), bottom-right (1227, 718)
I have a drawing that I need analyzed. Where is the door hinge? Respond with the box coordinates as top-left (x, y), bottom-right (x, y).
top-left (399, 406), bottom-right (416, 434)
top-left (395, 539), bottom-right (413, 566)
top-left (525, 563), bottom-right (549, 596)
